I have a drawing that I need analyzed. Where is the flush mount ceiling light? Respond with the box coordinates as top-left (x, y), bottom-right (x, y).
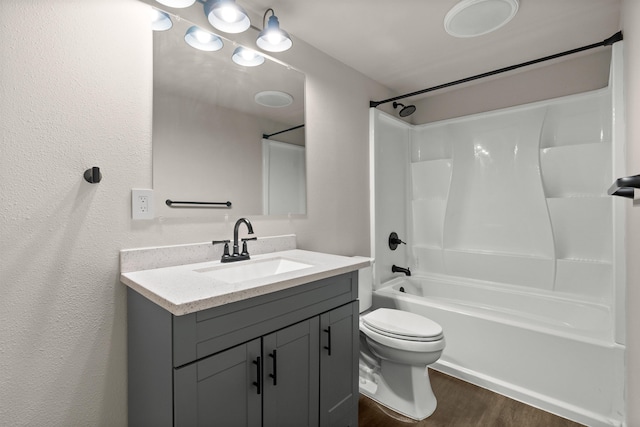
top-left (256, 8), bottom-right (292, 52)
top-left (184, 26), bottom-right (224, 51)
top-left (151, 8), bottom-right (173, 31)
top-left (204, 0), bottom-right (251, 34)
top-left (154, 0), bottom-right (195, 8)
top-left (232, 47), bottom-right (265, 66)
top-left (255, 90), bottom-right (293, 108)
top-left (444, 0), bottom-right (519, 38)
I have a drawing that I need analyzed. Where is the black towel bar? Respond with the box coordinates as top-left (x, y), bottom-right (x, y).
top-left (166, 199), bottom-right (232, 208)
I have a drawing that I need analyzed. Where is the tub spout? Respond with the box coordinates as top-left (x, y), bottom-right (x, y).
top-left (392, 265), bottom-right (411, 276)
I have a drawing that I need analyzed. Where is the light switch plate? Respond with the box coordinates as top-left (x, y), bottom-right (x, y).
top-left (132, 189), bottom-right (154, 220)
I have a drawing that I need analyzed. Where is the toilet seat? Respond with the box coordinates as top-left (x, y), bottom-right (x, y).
top-left (362, 308), bottom-right (443, 342)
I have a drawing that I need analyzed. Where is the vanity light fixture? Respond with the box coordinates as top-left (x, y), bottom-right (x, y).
top-left (154, 0), bottom-right (195, 8)
top-left (151, 8), bottom-right (173, 31)
top-left (204, 0), bottom-right (251, 34)
top-left (184, 26), bottom-right (224, 51)
top-left (231, 47), bottom-right (265, 67)
top-left (256, 8), bottom-right (292, 52)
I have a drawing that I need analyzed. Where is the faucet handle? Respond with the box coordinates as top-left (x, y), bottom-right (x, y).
top-left (213, 240), bottom-right (231, 259)
top-left (240, 237), bottom-right (257, 256)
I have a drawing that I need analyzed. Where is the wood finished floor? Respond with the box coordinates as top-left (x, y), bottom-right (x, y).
top-left (358, 369), bottom-right (585, 427)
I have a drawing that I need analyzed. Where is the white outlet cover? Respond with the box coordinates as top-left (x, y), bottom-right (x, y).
top-left (132, 189), bottom-right (154, 220)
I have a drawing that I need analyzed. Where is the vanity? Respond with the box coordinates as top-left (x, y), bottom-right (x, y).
top-left (121, 236), bottom-right (370, 427)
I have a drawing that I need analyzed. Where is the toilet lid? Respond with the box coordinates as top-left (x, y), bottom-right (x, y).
top-left (362, 308), bottom-right (443, 342)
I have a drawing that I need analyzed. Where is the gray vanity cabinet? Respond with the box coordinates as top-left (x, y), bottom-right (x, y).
top-left (127, 271), bottom-right (359, 427)
top-left (173, 338), bottom-right (262, 427)
top-left (320, 303), bottom-right (359, 427)
top-left (174, 318), bottom-right (320, 427)
top-left (263, 317), bottom-right (320, 427)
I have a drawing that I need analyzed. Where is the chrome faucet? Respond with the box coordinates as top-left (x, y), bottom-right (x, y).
top-left (222, 217), bottom-right (256, 263)
top-left (391, 265), bottom-right (411, 276)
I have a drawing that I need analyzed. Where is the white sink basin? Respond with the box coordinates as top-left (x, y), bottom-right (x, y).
top-left (194, 257), bottom-right (314, 283)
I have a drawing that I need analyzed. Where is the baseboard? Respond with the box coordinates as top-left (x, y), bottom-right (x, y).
top-left (431, 360), bottom-right (623, 427)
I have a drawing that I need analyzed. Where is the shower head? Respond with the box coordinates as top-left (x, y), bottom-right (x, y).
top-left (393, 102), bottom-right (416, 117)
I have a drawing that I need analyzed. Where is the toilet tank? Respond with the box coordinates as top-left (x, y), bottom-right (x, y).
top-left (356, 261), bottom-right (373, 313)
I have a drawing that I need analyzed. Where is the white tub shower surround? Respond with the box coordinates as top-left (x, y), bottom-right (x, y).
top-left (369, 45), bottom-right (625, 426)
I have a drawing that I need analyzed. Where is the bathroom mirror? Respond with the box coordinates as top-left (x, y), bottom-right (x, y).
top-left (151, 10), bottom-right (306, 217)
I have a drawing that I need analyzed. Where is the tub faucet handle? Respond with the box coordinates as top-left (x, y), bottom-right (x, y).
top-left (388, 232), bottom-right (406, 250)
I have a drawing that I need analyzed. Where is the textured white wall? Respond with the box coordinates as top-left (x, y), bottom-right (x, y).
top-left (0, 1), bottom-right (152, 425)
top-left (622, 0), bottom-right (640, 424)
top-left (0, 0), bottom-right (390, 425)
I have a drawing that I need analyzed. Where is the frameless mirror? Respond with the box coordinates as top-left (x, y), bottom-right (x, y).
top-left (151, 9), bottom-right (306, 217)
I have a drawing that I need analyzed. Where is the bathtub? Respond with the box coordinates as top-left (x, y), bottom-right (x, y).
top-left (373, 275), bottom-right (625, 427)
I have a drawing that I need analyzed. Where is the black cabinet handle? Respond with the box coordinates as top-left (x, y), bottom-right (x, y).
top-left (324, 327), bottom-right (332, 356)
top-left (269, 350), bottom-right (277, 386)
top-left (253, 357), bottom-right (261, 395)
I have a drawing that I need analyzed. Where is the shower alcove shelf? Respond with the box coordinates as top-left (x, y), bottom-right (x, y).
top-left (539, 90), bottom-right (614, 299)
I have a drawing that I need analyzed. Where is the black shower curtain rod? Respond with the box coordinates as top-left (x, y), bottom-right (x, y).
top-left (370, 31), bottom-right (623, 109)
top-left (263, 124), bottom-right (305, 139)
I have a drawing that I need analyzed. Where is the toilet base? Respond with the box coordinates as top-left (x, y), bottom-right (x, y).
top-left (359, 359), bottom-right (437, 421)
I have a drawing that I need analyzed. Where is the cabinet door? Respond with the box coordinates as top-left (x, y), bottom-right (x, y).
top-left (320, 302), bottom-right (359, 427)
top-left (174, 338), bottom-right (261, 427)
top-left (263, 317), bottom-right (320, 427)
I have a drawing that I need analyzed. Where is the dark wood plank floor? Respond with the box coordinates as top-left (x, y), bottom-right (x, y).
top-left (358, 369), bottom-right (585, 427)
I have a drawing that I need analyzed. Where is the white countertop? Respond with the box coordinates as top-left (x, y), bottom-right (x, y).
top-left (121, 249), bottom-right (371, 316)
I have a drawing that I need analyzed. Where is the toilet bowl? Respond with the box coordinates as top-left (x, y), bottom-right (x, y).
top-left (356, 264), bottom-right (446, 421)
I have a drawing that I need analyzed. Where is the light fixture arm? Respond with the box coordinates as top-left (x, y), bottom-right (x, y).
top-left (262, 8), bottom-right (275, 29)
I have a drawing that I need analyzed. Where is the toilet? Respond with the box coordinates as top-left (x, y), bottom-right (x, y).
top-left (357, 265), bottom-right (446, 420)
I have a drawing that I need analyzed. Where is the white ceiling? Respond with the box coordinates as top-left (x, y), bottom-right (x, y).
top-left (240, 0), bottom-right (622, 98)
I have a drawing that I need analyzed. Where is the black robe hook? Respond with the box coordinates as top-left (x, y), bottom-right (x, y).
top-left (84, 166), bottom-right (102, 184)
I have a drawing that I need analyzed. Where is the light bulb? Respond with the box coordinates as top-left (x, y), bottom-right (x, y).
top-left (185, 25), bottom-right (223, 51)
top-left (195, 30), bottom-right (213, 43)
top-left (267, 31), bottom-right (283, 44)
top-left (220, 5), bottom-right (238, 23)
top-left (232, 46), bottom-right (264, 66)
top-left (151, 8), bottom-right (172, 31)
top-left (205, 0), bottom-right (250, 33)
top-left (151, 8), bottom-right (164, 21)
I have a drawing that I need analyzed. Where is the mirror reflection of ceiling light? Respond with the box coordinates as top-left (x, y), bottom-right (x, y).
top-left (204, 0), bottom-right (251, 34)
top-left (154, 0), bottom-right (195, 8)
top-left (256, 9), bottom-right (292, 52)
top-left (255, 91), bottom-right (293, 108)
top-left (151, 8), bottom-right (173, 31)
top-left (444, 0), bottom-right (519, 38)
top-left (184, 26), bottom-right (224, 51)
top-left (232, 47), bottom-right (265, 67)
